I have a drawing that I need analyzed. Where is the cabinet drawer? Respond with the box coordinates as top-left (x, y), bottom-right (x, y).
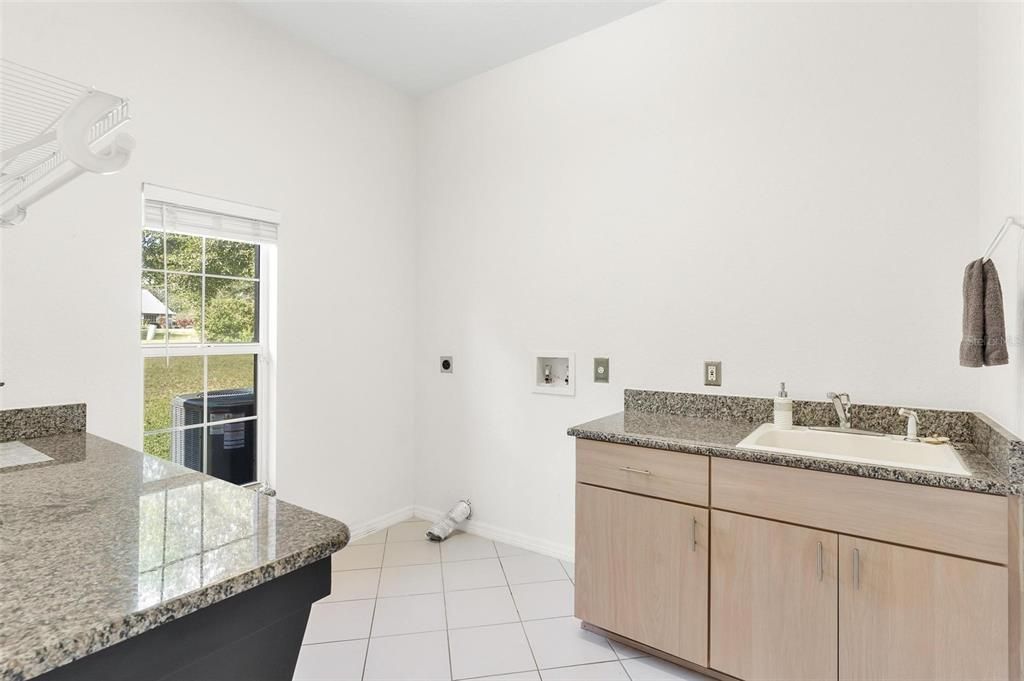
top-left (711, 458), bottom-right (1008, 564)
top-left (576, 439), bottom-right (709, 506)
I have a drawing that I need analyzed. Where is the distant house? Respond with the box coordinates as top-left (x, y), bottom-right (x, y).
top-left (141, 288), bottom-right (175, 327)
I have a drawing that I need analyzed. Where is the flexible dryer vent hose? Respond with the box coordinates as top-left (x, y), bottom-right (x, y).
top-left (426, 500), bottom-right (472, 541)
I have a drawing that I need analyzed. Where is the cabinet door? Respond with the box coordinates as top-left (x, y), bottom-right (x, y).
top-left (575, 483), bottom-right (708, 665)
top-left (839, 536), bottom-right (1008, 681)
top-left (710, 510), bottom-right (838, 681)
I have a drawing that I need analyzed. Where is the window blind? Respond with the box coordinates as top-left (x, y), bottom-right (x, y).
top-left (142, 184), bottom-right (279, 244)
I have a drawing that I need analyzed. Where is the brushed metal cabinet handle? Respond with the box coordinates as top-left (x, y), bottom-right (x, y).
top-left (817, 541), bottom-right (823, 582)
top-left (619, 466), bottom-right (652, 475)
top-left (853, 548), bottom-right (861, 590)
top-left (691, 517), bottom-right (698, 552)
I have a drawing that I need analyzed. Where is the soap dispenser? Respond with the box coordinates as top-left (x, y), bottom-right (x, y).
top-left (774, 382), bottom-right (793, 429)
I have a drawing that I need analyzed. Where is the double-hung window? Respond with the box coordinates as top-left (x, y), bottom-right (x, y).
top-left (140, 184), bottom-right (277, 486)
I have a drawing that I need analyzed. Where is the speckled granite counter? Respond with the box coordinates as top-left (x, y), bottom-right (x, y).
top-left (569, 396), bottom-right (1011, 496)
top-left (0, 403), bottom-right (85, 443)
top-left (0, 432), bottom-right (349, 681)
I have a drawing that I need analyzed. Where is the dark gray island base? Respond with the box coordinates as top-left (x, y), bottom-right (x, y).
top-left (34, 557), bottom-right (330, 681)
top-left (0, 415), bottom-right (348, 681)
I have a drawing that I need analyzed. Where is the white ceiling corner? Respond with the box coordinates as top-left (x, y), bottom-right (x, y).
top-left (239, 1), bottom-right (657, 95)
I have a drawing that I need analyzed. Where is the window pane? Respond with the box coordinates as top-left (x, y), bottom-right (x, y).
top-left (165, 232), bottom-right (203, 274)
top-left (141, 271), bottom-right (167, 344)
top-left (143, 356), bottom-right (203, 432)
top-left (142, 230), bottom-right (164, 270)
top-left (170, 426), bottom-right (205, 473)
top-left (207, 355), bottom-right (257, 422)
top-left (206, 238), bottom-right (258, 279)
top-left (206, 420), bottom-right (257, 485)
top-left (205, 277), bottom-right (257, 343)
top-left (143, 431), bottom-right (172, 461)
top-left (166, 273), bottom-right (202, 343)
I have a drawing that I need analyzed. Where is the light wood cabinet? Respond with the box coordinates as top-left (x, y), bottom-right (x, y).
top-left (839, 536), bottom-right (1008, 681)
top-left (572, 441), bottom-right (1010, 680)
top-left (711, 458), bottom-right (1008, 564)
top-left (710, 510), bottom-right (838, 681)
top-left (575, 483), bottom-right (709, 665)
top-left (576, 439), bottom-right (709, 506)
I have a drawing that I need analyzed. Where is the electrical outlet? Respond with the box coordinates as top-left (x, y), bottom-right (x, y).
top-left (593, 357), bottom-right (609, 383)
top-left (704, 361), bottom-right (722, 386)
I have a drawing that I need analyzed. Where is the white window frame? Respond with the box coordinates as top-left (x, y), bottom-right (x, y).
top-left (140, 184), bottom-right (279, 488)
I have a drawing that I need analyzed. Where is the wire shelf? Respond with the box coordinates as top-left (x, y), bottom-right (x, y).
top-left (0, 58), bottom-right (134, 225)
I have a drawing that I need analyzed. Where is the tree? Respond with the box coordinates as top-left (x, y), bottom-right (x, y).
top-left (206, 295), bottom-right (255, 342)
top-left (142, 231), bottom-right (258, 337)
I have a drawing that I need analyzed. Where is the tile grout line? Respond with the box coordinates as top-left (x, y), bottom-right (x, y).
top-left (305, 599), bottom-right (581, 644)
top-left (459, 657), bottom-right (635, 680)
top-left (326, 574), bottom-right (570, 602)
top-left (496, 552), bottom-right (542, 677)
top-left (360, 526), bottom-right (388, 681)
top-left (438, 535), bottom-right (455, 681)
top-left (335, 544), bottom-right (565, 572)
top-left (506, 549), bottom-right (617, 678)
top-left (619, 656), bottom-right (634, 681)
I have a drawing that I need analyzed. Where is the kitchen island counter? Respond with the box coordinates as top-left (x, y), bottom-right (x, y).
top-left (0, 430), bottom-right (348, 681)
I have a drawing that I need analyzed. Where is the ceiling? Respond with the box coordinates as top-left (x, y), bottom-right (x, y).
top-left (240, 1), bottom-right (655, 96)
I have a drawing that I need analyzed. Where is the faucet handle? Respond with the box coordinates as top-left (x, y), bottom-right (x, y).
top-left (827, 392), bottom-right (850, 405)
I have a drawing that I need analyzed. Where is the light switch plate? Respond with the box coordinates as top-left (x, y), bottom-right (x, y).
top-left (593, 357), bottom-right (609, 383)
top-left (704, 360), bottom-right (722, 386)
top-left (440, 356), bottom-right (453, 373)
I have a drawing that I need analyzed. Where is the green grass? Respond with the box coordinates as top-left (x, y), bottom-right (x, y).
top-left (143, 355), bottom-right (255, 461)
top-left (141, 328), bottom-right (201, 344)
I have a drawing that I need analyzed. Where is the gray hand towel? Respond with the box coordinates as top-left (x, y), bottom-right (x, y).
top-left (961, 259), bottom-right (985, 367)
top-left (982, 259), bottom-right (1009, 366)
top-left (960, 258), bottom-right (1009, 367)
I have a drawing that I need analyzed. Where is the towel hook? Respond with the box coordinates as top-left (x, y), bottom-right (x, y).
top-left (982, 217), bottom-right (1024, 261)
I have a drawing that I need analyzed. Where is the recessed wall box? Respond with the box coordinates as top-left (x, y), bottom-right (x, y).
top-left (533, 352), bottom-right (575, 396)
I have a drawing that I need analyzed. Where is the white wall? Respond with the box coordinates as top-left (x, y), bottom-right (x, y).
top-left (977, 2), bottom-right (1024, 434)
top-left (0, 2), bottom-right (418, 528)
top-left (414, 2), bottom-right (992, 554)
top-left (2, 2), bottom-right (1020, 557)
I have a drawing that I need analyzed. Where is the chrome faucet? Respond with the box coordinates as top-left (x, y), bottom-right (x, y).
top-left (898, 408), bottom-right (920, 442)
top-left (827, 392), bottom-right (852, 429)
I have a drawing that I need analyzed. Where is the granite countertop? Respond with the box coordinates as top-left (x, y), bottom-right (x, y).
top-left (0, 432), bottom-right (349, 681)
top-left (569, 410), bottom-right (1008, 495)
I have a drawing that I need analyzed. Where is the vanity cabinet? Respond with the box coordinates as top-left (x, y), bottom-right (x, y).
top-left (574, 441), bottom-right (1010, 681)
top-left (710, 511), bottom-right (838, 681)
top-left (575, 482), bottom-right (709, 665)
top-left (839, 536), bottom-right (1008, 681)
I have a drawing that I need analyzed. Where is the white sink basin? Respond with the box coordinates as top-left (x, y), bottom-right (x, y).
top-left (736, 423), bottom-right (969, 476)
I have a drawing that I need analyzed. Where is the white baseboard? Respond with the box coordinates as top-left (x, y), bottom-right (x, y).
top-left (347, 505), bottom-right (416, 542)
top-left (413, 505), bottom-right (574, 562)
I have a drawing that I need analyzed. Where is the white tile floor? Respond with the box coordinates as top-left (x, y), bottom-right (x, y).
top-left (293, 519), bottom-right (711, 681)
